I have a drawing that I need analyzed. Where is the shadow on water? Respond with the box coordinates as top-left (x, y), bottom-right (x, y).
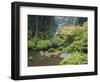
top-left (28, 50), bottom-right (62, 67)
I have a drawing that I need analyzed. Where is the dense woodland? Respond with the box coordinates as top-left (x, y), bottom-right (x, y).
top-left (28, 15), bottom-right (88, 66)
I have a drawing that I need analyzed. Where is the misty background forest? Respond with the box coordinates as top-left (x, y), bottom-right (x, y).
top-left (28, 15), bottom-right (88, 66)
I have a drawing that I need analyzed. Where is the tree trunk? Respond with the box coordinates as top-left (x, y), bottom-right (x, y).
top-left (35, 16), bottom-right (38, 39)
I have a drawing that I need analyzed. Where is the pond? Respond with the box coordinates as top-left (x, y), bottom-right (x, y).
top-left (28, 50), bottom-right (65, 66)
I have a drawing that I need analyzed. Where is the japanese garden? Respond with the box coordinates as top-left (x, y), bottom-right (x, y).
top-left (28, 15), bottom-right (88, 66)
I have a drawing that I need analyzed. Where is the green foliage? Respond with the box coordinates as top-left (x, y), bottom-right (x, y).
top-left (63, 22), bottom-right (88, 53)
top-left (58, 46), bottom-right (64, 51)
top-left (28, 31), bottom-right (33, 39)
top-left (71, 27), bottom-right (83, 40)
top-left (39, 32), bottom-right (47, 40)
top-left (56, 26), bottom-right (75, 38)
top-left (59, 52), bottom-right (87, 65)
top-left (28, 39), bottom-right (36, 50)
top-left (62, 34), bottom-right (74, 47)
top-left (51, 37), bottom-right (64, 45)
top-left (49, 50), bottom-right (61, 56)
top-left (66, 40), bottom-right (87, 53)
top-left (36, 40), bottom-right (50, 50)
top-left (48, 48), bottom-right (55, 52)
top-left (58, 47), bottom-right (68, 53)
top-left (82, 22), bottom-right (88, 28)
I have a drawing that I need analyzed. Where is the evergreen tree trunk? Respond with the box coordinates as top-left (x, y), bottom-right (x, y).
top-left (35, 16), bottom-right (38, 39)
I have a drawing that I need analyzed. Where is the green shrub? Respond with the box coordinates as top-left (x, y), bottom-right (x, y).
top-left (82, 22), bottom-right (88, 29)
top-left (28, 39), bottom-right (35, 49)
top-left (58, 46), bottom-right (64, 51)
top-left (62, 34), bottom-right (74, 47)
top-left (28, 31), bottom-right (33, 39)
top-left (63, 48), bottom-right (68, 52)
top-left (68, 41), bottom-right (81, 53)
top-left (36, 40), bottom-right (50, 50)
top-left (67, 32), bottom-right (88, 53)
top-left (65, 25), bottom-right (87, 53)
top-left (51, 37), bottom-right (64, 45)
top-left (48, 48), bottom-right (55, 52)
top-left (66, 39), bottom-right (87, 53)
top-left (38, 32), bottom-right (47, 40)
top-left (71, 27), bottom-right (84, 41)
top-left (59, 52), bottom-right (87, 65)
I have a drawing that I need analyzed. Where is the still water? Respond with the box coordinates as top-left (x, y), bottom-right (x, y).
top-left (28, 50), bottom-right (63, 66)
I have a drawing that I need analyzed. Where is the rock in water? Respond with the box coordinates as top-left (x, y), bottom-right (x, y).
top-left (59, 53), bottom-right (69, 58)
top-left (40, 51), bottom-right (44, 56)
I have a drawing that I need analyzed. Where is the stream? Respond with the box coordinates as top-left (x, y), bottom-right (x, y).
top-left (28, 50), bottom-right (70, 66)
top-left (28, 51), bottom-right (62, 66)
